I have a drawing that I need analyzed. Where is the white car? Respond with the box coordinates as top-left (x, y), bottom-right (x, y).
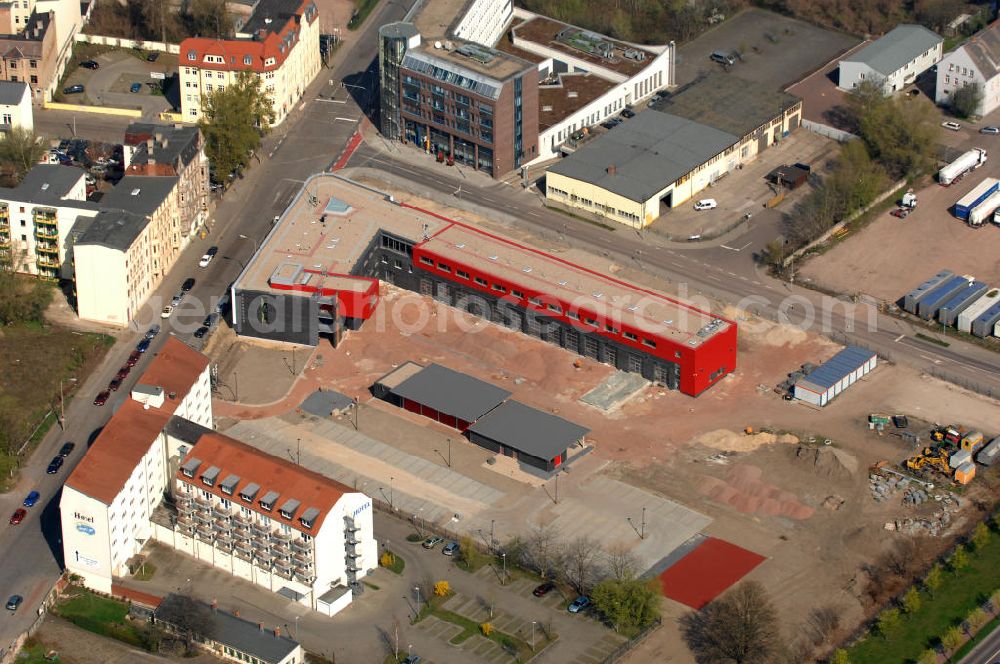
top-left (199, 246), bottom-right (218, 268)
top-left (160, 306), bottom-right (173, 319)
top-left (693, 198), bottom-right (718, 211)
top-left (942, 121), bottom-right (961, 131)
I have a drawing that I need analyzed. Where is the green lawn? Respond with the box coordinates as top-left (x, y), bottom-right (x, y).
top-left (132, 561), bottom-right (157, 581)
top-left (383, 550), bottom-right (405, 575)
top-left (53, 586), bottom-right (153, 650)
top-left (17, 640), bottom-right (56, 663)
top-left (847, 537), bottom-right (1000, 662)
top-left (0, 323), bottom-right (113, 492)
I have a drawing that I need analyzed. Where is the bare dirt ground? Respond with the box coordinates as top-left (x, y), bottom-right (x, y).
top-left (798, 174), bottom-right (1000, 303)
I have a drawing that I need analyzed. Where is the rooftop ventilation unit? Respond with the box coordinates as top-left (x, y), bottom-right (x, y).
top-left (131, 188), bottom-right (141, 196)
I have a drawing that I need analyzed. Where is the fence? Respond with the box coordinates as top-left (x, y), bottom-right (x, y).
top-left (801, 118), bottom-right (857, 143)
top-left (600, 618), bottom-right (663, 664)
top-left (782, 178), bottom-right (907, 268)
top-left (75, 33), bottom-right (180, 55)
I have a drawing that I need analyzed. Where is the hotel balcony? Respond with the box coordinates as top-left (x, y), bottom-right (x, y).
top-left (195, 527), bottom-right (214, 543)
top-left (274, 566), bottom-right (295, 581)
top-left (346, 549), bottom-right (361, 559)
top-left (292, 538), bottom-right (311, 554)
top-left (0, 233), bottom-right (10, 249)
top-left (272, 529), bottom-right (292, 542)
top-left (193, 511), bottom-right (212, 525)
top-left (344, 517), bottom-right (360, 533)
top-left (212, 519), bottom-right (231, 532)
top-left (231, 512), bottom-right (250, 526)
top-left (211, 504), bottom-right (232, 519)
top-left (251, 536), bottom-right (269, 550)
top-left (176, 514), bottom-right (194, 529)
top-left (271, 542), bottom-right (291, 558)
top-left (234, 546), bottom-right (253, 562)
top-left (33, 226), bottom-right (57, 241)
top-left (193, 496), bottom-right (212, 510)
top-left (251, 522), bottom-right (272, 536)
top-left (35, 256), bottom-right (59, 271)
top-left (36, 263), bottom-right (58, 281)
top-left (232, 526), bottom-right (251, 540)
top-left (293, 568), bottom-right (313, 584)
top-left (35, 242), bottom-right (58, 255)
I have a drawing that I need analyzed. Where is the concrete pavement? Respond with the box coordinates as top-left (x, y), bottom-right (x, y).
top-left (959, 621), bottom-right (1000, 664)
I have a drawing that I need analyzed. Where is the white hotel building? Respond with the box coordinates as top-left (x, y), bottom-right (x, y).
top-left (61, 337), bottom-right (376, 616)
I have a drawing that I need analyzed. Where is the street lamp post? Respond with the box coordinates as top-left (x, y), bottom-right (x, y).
top-left (531, 621), bottom-right (536, 651)
top-left (501, 552), bottom-right (507, 586)
top-left (59, 377), bottom-right (77, 429)
top-left (238, 233), bottom-right (259, 253)
top-left (414, 586), bottom-right (421, 616)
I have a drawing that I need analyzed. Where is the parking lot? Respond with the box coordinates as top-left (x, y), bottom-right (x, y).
top-left (674, 8), bottom-right (860, 91)
top-left (60, 48), bottom-right (175, 117)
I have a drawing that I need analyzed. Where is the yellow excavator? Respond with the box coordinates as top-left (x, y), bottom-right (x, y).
top-left (905, 447), bottom-right (951, 475)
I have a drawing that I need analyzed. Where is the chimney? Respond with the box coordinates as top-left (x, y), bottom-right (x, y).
top-left (606, 164), bottom-right (616, 175)
top-left (154, 132), bottom-right (163, 142)
top-left (258, 622), bottom-right (263, 632)
top-left (161, 138), bottom-right (169, 148)
top-left (146, 139), bottom-right (154, 150)
top-left (274, 626), bottom-right (280, 638)
top-left (35, 20), bottom-right (42, 31)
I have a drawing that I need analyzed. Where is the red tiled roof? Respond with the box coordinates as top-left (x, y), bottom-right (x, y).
top-left (111, 584), bottom-right (163, 608)
top-left (65, 337), bottom-right (209, 505)
top-left (177, 432), bottom-right (351, 534)
top-left (179, 0), bottom-right (315, 73)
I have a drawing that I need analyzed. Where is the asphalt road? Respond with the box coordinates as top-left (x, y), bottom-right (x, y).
top-left (346, 144), bottom-right (1000, 393)
top-left (961, 623), bottom-right (1000, 664)
top-left (0, 0), bottom-right (413, 654)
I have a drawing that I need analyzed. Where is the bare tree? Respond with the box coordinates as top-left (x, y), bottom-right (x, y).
top-left (155, 595), bottom-right (214, 655)
top-left (562, 536), bottom-right (602, 594)
top-left (680, 581), bottom-right (784, 664)
top-left (0, 128), bottom-right (47, 185)
top-left (520, 528), bottom-right (563, 580)
top-left (806, 604), bottom-right (841, 646)
top-left (604, 543), bottom-right (638, 581)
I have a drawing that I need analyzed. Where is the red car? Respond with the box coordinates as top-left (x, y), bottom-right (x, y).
top-left (115, 366), bottom-right (130, 381)
top-left (890, 207), bottom-right (911, 219)
top-left (9, 509), bottom-right (25, 525)
top-left (93, 390), bottom-right (110, 406)
top-left (126, 351), bottom-right (141, 367)
top-left (533, 582), bottom-right (556, 597)
top-left (108, 377), bottom-right (122, 391)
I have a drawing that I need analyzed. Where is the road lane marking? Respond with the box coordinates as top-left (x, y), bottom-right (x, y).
top-left (316, 98), bottom-right (347, 103)
top-left (334, 117), bottom-right (357, 122)
top-left (895, 334), bottom-right (905, 342)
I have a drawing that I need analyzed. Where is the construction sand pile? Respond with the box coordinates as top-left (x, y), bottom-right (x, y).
top-left (694, 429), bottom-right (799, 453)
top-left (793, 445), bottom-right (858, 479)
top-left (699, 465), bottom-right (815, 519)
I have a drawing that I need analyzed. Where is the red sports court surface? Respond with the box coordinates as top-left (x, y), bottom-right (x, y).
top-left (658, 537), bottom-right (765, 609)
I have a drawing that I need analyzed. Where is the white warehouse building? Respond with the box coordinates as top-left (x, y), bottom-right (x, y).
top-left (793, 346), bottom-right (878, 407)
top-left (61, 337), bottom-right (377, 617)
top-left (839, 24), bottom-right (942, 94)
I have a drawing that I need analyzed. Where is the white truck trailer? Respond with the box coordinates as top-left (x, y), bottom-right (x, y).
top-left (939, 148), bottom-right (988, 185)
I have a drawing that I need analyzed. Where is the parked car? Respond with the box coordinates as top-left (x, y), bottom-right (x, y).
top-left (181, 277), bottom-right (196, 292)
top-left (620, 108), bottom-right (635, 119)
top-left (193, 326), bottom-right (209, 339)
top-left (533, 582), bottom-right (556, 597)
top-left (568, 596), bottom-right (591, 613)
top-left (93, 390), bottom-right (110, 406)
top-left (136, 338), bottom-right (151, 353)
top-left (23, 491), bottom-right (39, 507)
top-left (58, 442), bottom-right (75, 457)
top-left (170, 293), bottom-right (183, 307)
top-left (146, 52), bottom-right (159, 62)
top-left (108, 377), bottom-right (123, 392)
top-left (5, 595), bottom-right (22, 611)
top-left (402, 656), bottom-right (420, 664)
top-left (202, 314), bottom-right (217, 328)
top-left (161, 305), bottom-right (173, 319)
top-left (942, 121), bottom-right (962, 131)
top-left (126, 351), bottom-right (141, 367)
top-left (145, 324), bottom-right (160, 340)
top-left (63, 84), bottom-right (85, 95)
top-left (199, 247), bottom-right (218, 268)
top-left (442, 541), bottom-right (460, 556)
top-left (981, 126), bottom-right (1000, 134)
top-left (80, 60), bottom-right (99, 70)
top-left (422, 536), bottom-right (445, 550)
top-left (890, 207), bottom-right (910, 218)
top-left (9, 509), bottom-right (25, 525)
top-left (693, 198), bottom-right (718, 211)
top-left (46, 456), bottom-right (64, 474)
top-left (130, 82), bottom-right (142, 93)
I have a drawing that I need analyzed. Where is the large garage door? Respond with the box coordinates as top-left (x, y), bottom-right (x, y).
top-left (603, 346), bottom-right (617, 367)
top-left (526, 315), bottom-right (542, 338)
top-left (628, 354), bottom-right (642, 373)
top-left (419, 278), bottom-right (432, 296)
top-left (584, 336), bottom-right (599, 359)
top-left (565, 328), bottom-right (580, 352)
top-left (504, 309), bottom-right (522, 331)
top-left (434, 282), bottom-right (450, 304)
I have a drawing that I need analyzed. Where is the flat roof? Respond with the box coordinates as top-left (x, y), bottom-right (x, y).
top-left (538, 73), bottom-right (616, 131)
top-left (511, 15), bottom-right (655, 78)
top-left (235, 179), bottom-right (453, 295)
top-left (374, 361), bottom-right (425, 391)
top-left (548, 110), bottom-right (737, 203)
top-left (406, 0), bottom-right (533, 82)
top-left (4, 165), bottom-right (92, 208)
top-left (390, 363), bottom-right (511, 422)
top-left (842, 24), bottom-right (942, 76)
top-left (798, 346), bottom-right (876, 392)
top-left (100, 175), bottom-right (179, 217)
top-left (236, 175), bottom-right (728, 347)
top-left (653, 73), bottom-right (801, 137)
top-left (418, 224), bottom-right (725, 345)
top-left (468, 400), bottom-right (588, 461)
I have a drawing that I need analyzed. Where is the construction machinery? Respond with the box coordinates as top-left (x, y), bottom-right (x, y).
top-left (906, 446), bottom-right (952, 476)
